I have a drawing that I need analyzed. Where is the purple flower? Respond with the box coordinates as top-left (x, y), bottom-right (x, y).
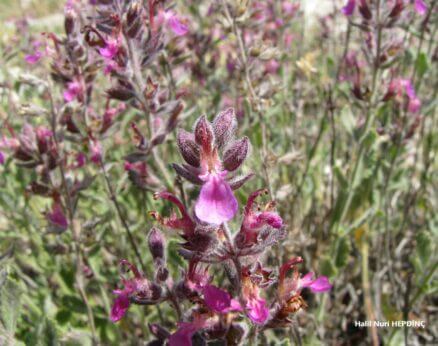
top-left (169, 323), bottom-right (198, 346)
top-left (63, 81), bottom-right (82, 102)
top-left (203, 285), bottom-right (242, 313)
top-left (246, 297), bottom-right (269, 325)
top-left (0, 151), bottom-right (5, 165)
top-left (414, 0), bottom-right (427, 15)
top-left (169, 316), bottom-right (211, 346)
top-left (75, 152), bottom-right (87, 168)
top-left (158, 10), bottom-right (189, 36)
top-left (150, 191), bottom-right (196, 235)
top-left (110, 294), bottom-right (130, 322)
top-left (25, 40), bottom-right (45, 65)
top-left (408, 97), bottom-right (421, 113)
top-left (298, 272), bottom-right (332, 293)
top-left (25, 51), bottom-right (43, 65)
top-left (89, 140), bottom-right (102, 164)
top-left (174, 110), bottom-right (252, 225)
top-left (342, 0), bottom-right (356, 16)
top-left (237, 189), bottom-right (283, 247)
top-left (99, 38), bottom-right (120, 59)
top-left (110, 260), bottom-right (162, 322)
top-left (195, 171), bottom-right (238, 225)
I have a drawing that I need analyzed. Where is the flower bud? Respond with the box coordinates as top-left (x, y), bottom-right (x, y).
top-left (64, 8), bottom-right (77, 36)
top-left (389, 0), bottom-right (404, 19)
top-left (148, 227), bottom-right (165, 260)
top-left (194, 116), bottom-right (214, 153)
top-left (223, 137), bottom-right (249, 172)
top-left (106, 86), bottom-right (135, 101)
top-left (358, 0), bottom-right (372, 20)
top-left (125, 1), bottom-right (143, 38)
top-left (177, 129), bottom-right (200, 167)
top-left (213, 108), bottom-right (236, 149)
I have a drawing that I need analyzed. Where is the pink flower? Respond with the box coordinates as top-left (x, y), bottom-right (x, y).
top-left (184, 260), bottom-right (211, 292)
top-left (298, 272), bottom-right (332, 293)
top-left (75, 152), bottom-right (87, 168)
top-left (110, 294), bottom-right (130, 322)
top-left (25, 51), bottom-right (43, 64)
top-left (195, 171), bottom-right (238, 225)
top-left (25, 40), bottom-right (45, 65)
top-left (265, 59), bottom-right (280, 74)
top-left (169, 314), bottom-right (212, 346)
top-left (110, 260), bottom-right (162, 322)
top-left (99, 38), bottom-right (120, 59)
top-left (0, 151), bottom-right (5, 165)
top-left (169, 322), bottom-right (198, 346)
top-left (278, 257), bottom-right (332, 305)
top-left (342, 0), bottom-right (355, 16)
top-left (151, 191), bottom-right (196, 235)
top-left (63, 81), bottom-right (83, 102)
top-left (237, 189), bottom-right (283, 247)
top-left (281, 2), bottom-right (300, 17)
top-left (414, 0), bottom-right (427, 15)
top-left (202, 285), bottom-right (242, 313)
top-left (158, 10), bottom-right (189, 36)
top-left (408, 97), bottom-right (421, 113)
top-left (246, 297), bottom-right (269, 324)
top-left (89, 140), bottom-right (102, 164)
top-left (241, 271), bottom-right (270, 325)
top-left (174, 110), bottom-right (253, 225)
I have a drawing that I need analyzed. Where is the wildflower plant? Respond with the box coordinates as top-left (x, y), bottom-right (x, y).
top-left (0, 0), bottom-right (436, 345)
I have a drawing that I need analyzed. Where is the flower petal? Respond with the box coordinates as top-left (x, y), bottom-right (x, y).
top-left (203, 285), bottom-right (231, 312)
top-left (308, 276), bottom-right (332, 293)
top-left (342, 0), bottom-right (356, 16)
top-left (110, 294), bottom-right (130, 322)
top-left (247, 298), bottom-right (269, 325)
top-left (415, 0), bottom-right (427, 15)
top-left (195, 173), bottom-right (238, 224)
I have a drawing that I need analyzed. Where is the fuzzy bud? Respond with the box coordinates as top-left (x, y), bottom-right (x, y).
top-left (125, 1), bottom-right (143, 38)
top-left (213, 108), bottom-right (237, 149)
top-left (64, 8), bottom-right (77, 36)
top-left (358, 0), bottom-right (372, 20)
top-left (177, 129), bottom-right (200, 167)
top-left (389, 0), bottom-right (404, 19)
top-left (148, 227), bottom-right (165, 261)
top-left (223, 137), bottom-right (249, 172)
top-left (107, 87), bottom-right (135, 101)
top-left (194, 115), bottom-right (214, 153)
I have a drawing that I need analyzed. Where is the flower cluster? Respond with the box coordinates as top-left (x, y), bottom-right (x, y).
top-left (112, 109), bottom-right (332, 345)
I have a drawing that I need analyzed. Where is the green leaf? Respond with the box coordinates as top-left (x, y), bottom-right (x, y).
top-left (319, 257), bottom-right (337, 277)
top-left (416, 231), bottom-right (432, 266)
top-left (415, 52), bottom-right (429, 78)
top-left (35, 318), bottom-right (58, 346)
top-left (55, 309), bottom-right (72, 325)
top-left (335, 237), bottom-right (350, 268)
top-left (0, 276), bottom-right (22, 334)
top-left (339, 106), bottom-right (355, 136)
